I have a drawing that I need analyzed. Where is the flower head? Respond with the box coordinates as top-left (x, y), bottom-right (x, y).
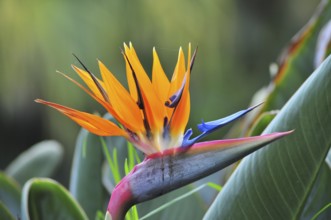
top-left (37, 43), bottom-right (196, 155)
top-left (36, 43), bottom-right (292, 220)
top-left (36, 43), bottom-right (268, 155)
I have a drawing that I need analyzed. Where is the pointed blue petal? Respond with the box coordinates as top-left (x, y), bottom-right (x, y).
top-left (183, 128), bottom-right (193, 141)
top-left (197, 104), bottom-right (261, 133)
top-left (181, 104), bottom-right (262, 148)
top-left (182, 128), bottom-right (201, 148)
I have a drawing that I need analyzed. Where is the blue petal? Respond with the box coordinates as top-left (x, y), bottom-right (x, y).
top-left (182, 132), bottom-right (200, 148)
top-left (197, 104), bottom-right (260, 133)
top-left (165, 75), bottom-right (187, 108)
top-left (183, 128), bottom-right (193, 141)
top-left (181, 103), bottom-right (262, 148)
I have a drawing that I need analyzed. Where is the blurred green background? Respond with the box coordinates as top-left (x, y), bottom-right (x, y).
top-left (0, 0), bottom-right (319, 184)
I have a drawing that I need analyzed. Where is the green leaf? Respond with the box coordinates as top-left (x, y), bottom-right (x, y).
top-left (136, 184), bottom-right (206, 220)
top-left (21, 178), bottom-right (88, 220)
top-left (138, 182), bottom-right (221, 220)
top-left (311, 203), bottom-right (331, 220)
top-left (0, 201), bottom-right (15, 220)
top-left (326, 148), bottom-right (331, 169)
top-left (204, 53), bottom-right (331, 218)
top-left (95, 210), bottom-right (105, 220)
top-left (69, 128), bottom-right (107, 219)
top-left (5, 140), bottom-right (63, 185)
top-left (300, 163), bottom-right (331, 219)
top-left (0, 172), bottom-right (21, 217)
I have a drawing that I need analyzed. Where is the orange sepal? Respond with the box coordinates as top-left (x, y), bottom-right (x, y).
top-left (169, 45), bottom-right (191, 136)
top-left (152, 47), bottom-right (170, 102)
top-left (71, 65), bottom-right (106, 102)
top-left (169, 84), bottom-right (190, 136)
top-left (124, 43), bottom-right (166, 132)
top-left (168, 48), bottom-right (186, 98)
top-left (35, 99), bottom-right (127, 137)
top-left (98, 60), bottom-right (145, 133)
top-left (125, 57), bottom-right (138, 102)
top-left (57, 71), bottom-right (139, 132)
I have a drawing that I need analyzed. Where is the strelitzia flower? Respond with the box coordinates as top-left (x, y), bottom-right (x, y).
top-left (36, 43), bottom-right (291, 220)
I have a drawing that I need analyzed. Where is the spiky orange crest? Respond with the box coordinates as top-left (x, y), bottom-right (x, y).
top-left (36, 43), bottom-right (193, 155)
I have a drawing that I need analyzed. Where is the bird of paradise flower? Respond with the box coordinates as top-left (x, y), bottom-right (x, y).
top-left (36, 43), bottom-right (291, 220)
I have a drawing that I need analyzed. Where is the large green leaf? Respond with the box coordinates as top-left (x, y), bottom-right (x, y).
top-left (21, 178), bottom-right (88, 220)
top-left (0, 172), bottom-right (21, 217)
top-left (5, 140), bottom-right (63, 185)
top-left (204, 53), bottom-right (331, 218)
top-left (69, 128), bottom-right (107, 219)
top-left (300, 163), bottom-right (331, 219)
